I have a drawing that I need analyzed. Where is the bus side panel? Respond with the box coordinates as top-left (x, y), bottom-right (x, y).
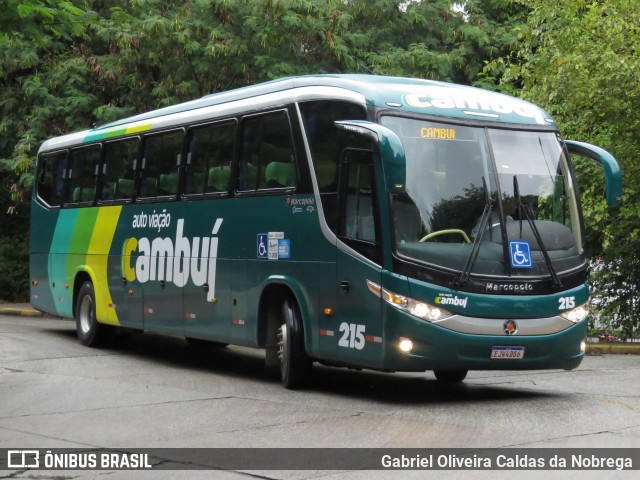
top-left (105, 204), bottom-right (143, 329)
top-left (179, 203), bottom-right (232, 343)
top-left (47, 209), bottom-right (80, 318)
top-left (229, 258), bottom-right (248, 342)
top-left (84, 206), bottom-right (122, 325)
top-left (110, 202), bottom-right (233, 337)
top-left (183, 258), bottom-right (232, 342)
top-left (141, 274), bottom-right (183, 334)
top-left (298, 261), bottom-right (336, 360)
top-left (108, 251), bottom-right (143, 329)
top-left (333, 249), bottom-right (383, 369)
top-left (242, 261), bottom-right (336, 355)
top-left (31, 205), bottom-right (124, 323)
top-left (219, 194), bottom-right (337, 354)
top-left (29, 202), bottom-right (59, 316)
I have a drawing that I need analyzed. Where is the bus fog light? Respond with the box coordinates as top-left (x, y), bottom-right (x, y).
top-left (580, 340), bottom-right (586, 353)
top-left (399, 338), bottom-right (414, 353)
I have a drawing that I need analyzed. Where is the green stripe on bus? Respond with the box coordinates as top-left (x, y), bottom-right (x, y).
top-left (65, 208), bottom-right (100, 283)
top-left (48, 209), bottom-right (80, 317)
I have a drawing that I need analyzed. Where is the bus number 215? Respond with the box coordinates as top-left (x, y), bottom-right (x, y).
top-left (559, 296), bottom-right (576, 310)
top-left (338, 322), bottom-right (366, 350)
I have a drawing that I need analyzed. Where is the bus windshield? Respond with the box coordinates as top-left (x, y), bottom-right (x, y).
top-left (381, 116), bottom-right (584, 278)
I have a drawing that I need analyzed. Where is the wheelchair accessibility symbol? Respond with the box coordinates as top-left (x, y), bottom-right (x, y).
top-left (257, 232), bottom-right (289, 260)
top-left (257, 233), bottom-right (268, 259)
top-left (509, 240), bottom-right (533, 269)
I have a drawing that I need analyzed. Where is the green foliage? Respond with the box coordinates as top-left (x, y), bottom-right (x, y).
top-left (1, 0), bottom-right (92, 208)
top-left (0, 0), bottom-right (526, 301)
top-left (1, 0), bottom-right (85, 41)
top-left (1, 0), bottom-right (525, 208)
top-left (498, 0), bottom-right (639, 335)
top-left (0, 188), bottom-right (29, 302)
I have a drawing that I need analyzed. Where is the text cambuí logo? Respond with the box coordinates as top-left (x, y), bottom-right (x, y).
top-left (121, 218), bottom-right (223, 302)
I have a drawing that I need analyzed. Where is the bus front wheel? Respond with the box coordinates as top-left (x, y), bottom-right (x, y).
top-left (75, 281), bottom-right (114, 347)
top-left (433, 370), bottom-right (468, 384)
top-left (277, 297), bottom-right (311, 389)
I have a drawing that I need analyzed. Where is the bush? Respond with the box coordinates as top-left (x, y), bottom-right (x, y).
top-left (0, 190), bottom-right (29, 302)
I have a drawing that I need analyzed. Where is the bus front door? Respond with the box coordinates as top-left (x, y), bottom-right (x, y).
top-left (335, 149), bottom-right (384, 369)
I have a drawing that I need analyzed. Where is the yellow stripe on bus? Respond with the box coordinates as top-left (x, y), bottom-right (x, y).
top-left (126, 124), bottom-right (151, 135)
top-left (86, 206), bottom-right (122, 326)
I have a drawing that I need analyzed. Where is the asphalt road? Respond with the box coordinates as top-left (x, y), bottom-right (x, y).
top-left (1, 314), bottom-right (639, 480)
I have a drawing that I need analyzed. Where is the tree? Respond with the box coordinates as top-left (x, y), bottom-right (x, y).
top-left (0, 0), bottom-right (527, 301)
top-left (2, 0), bottom-right (525, 208)
top-left (0, 0), bottom-right (90, 302)
top-left (499, 0), bottom-right (639, 337)
top-left (0, 0), bottom-right (89, 208)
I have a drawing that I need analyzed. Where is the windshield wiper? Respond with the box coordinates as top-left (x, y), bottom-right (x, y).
top-left (513, 176), bottom-right (562, 288)
top-left (455, 177), bottom-right (492, 287)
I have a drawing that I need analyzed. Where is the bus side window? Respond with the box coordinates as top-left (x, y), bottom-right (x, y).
top-left (36, 151), bottom-right (68, 208)
top-left (298, 100), bottom-right (367, 233)
top-left (100, 138), bottom-right (139, 203)
top-left (299, 101), bottom-right (367, 191)
top-left (185, 121), bottom-right (236, 196)
top-left (139, 130), bottom-right (184, 199)
top-left (65, 145), bottom-right (101, 205)
top-left (238, 110), bottom-right (297, 192)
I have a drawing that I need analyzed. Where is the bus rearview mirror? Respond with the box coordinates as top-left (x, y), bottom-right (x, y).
top-left (565, 140), bottom-right (622, 207)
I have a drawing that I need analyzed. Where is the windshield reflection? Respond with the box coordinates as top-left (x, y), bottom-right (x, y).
top-left (380, 116), bottom-right (583, 278)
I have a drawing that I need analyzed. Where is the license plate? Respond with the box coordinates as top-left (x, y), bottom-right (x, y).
top-left (491, 346), bottom-right (525, 360)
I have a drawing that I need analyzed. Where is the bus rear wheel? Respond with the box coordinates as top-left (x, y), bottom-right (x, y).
top-left (433, 370), bottom-right (468, 384)
top-left (75, 281), bottom-right (115, 347)
top-left (277, 297), bottom-right (311, 389)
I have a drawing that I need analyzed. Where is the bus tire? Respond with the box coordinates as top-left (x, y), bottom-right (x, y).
top-left (75, 281), bottom-right (114, 348)
top-left (278, 297), bottom-right (311, 389)
top-left (433, 370), bottom-right (468, 384)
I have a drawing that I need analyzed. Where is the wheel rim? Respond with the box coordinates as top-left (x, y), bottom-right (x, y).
top-left (79, 294), bottom-right (93, 335)
top-left (277, 321), bottom-right (288, 373)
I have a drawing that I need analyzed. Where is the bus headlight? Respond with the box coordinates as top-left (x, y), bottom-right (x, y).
top-left (560, 302), bottom-right (589, 323)
top-left (367, 280), bottom-right (453, 322)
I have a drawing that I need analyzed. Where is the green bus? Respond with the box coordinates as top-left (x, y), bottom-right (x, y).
top-left (30, 75), bottom-right (621, 387)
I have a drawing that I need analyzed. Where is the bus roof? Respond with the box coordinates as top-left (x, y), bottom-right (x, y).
top-left (39, 74), bottom-right (555, 153)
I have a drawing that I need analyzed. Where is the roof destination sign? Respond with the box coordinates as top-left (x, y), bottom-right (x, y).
top-left (404, 87), bottom-right (547, 125)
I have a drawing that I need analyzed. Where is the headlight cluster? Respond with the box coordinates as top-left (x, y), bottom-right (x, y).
top-left (367, 280), bottom-right (453, 322)
top-left (560, 302), bottom-right (590, 323)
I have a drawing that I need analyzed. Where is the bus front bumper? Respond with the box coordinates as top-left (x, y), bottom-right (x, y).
top-left (381, 309), bottom-right (588, 372)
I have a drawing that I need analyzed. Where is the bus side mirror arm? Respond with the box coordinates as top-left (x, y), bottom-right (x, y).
top-left (565, 140), bottom-right (622, 207)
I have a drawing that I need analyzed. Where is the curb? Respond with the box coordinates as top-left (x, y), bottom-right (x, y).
top-left (0, 307), bottom-right (44, 317)
top-left (586, 343), bottom-right (640, 355)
